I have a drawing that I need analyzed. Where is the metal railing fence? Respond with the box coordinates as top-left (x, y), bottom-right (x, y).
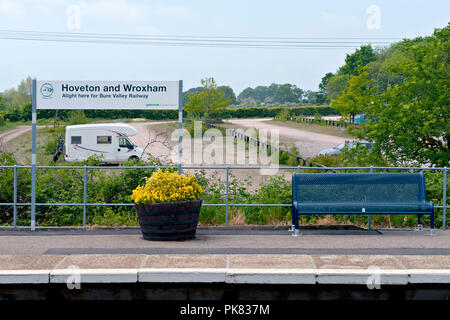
top-left (0, 165), bottom-right (447, 230)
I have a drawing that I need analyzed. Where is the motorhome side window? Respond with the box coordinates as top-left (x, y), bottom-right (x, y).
top-left (71, 136), bottom-right (81, 144)
top-left (97, 136), bottom-right (112, 144)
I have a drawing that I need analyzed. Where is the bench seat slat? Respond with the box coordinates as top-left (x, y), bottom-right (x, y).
top-left (295, 201), bottom-right (433, 214)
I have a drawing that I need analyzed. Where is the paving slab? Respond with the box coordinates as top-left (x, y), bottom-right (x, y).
top-left (0, 255), bottom-right (64, 284)
top-left (50, 254), bottom-right (146, 284)
top-left (396, 255), bottom-right (450, 283)
top-left (144, 254), bottom-right (227, 269)
top-left (226, 269), bottom-right (316, 284)
top-left (226, 254), bottom-right (316, 284)
top-left (139, 268), bottom-right (227, 283)
top-left (227, 254), bottom-right (313, 269)
top-left (139, 254), bottom-right (227, 282)
top-left (395, 255), bottom-right (450, 269)
top-left (313, 254), bottom-right (403, 269)
top-left (0, 255), bottom-right (64, 270)
top-left (55, 254), bottom-right (146, 269)
top-left (51, 268), bottom-right (139, 284)
top-left (313, 255), bottom-right (408, 285)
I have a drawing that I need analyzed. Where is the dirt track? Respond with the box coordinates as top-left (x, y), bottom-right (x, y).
top-left (225, 118), bottom-right (353, 158)
top-left (0, 126), bottom-right (33, 144)
top-left (127, 121), bottom-right (177, 163)
top-left (128, 118), bottom-right (354, 163)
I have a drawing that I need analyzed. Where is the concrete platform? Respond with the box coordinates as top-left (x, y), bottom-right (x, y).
top-left (0, 229), bottom-right (448, 289)
top-left (0, 254), bottom-right (449, 285)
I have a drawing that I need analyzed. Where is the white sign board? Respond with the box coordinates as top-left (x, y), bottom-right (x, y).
top-left (36, 80), bottom-right (180, 110)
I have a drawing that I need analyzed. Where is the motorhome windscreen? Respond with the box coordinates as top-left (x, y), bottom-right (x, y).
top-left (97, 136), bottom-right (112, 144)
top-left (119, 138), bottom-right (125, 147)
top-left (119, 138), bottom-right (133, 149)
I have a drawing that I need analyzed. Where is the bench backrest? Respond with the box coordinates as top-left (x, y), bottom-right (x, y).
top-left (292, 172), bottom-right (426, 204)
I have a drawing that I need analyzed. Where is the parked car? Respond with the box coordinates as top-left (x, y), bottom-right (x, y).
top-left (64, 123), bottom-right (146, 162)
top-left (318, 141), bottom-right (372, 156)
top-left (354, 114), bottom-right (367, 124)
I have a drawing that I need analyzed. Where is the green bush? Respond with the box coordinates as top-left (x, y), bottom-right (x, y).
top-left (274, 109), bottom-right (291, 121)
top-left (243, 176), bottom-right (291, 224)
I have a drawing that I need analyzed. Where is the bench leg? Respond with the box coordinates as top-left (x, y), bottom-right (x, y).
top-left (417, 214), bottom-right (423, 231)
top-left (289, 207), bottom-right (296, 233)
top-left (428, 209), bottom-right (436, 236)
top-left (290, 209), bottom-right (302, 237)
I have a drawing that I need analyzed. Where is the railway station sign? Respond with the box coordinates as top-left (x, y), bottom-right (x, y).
top-left (36, 80), bottom-right (180, 110)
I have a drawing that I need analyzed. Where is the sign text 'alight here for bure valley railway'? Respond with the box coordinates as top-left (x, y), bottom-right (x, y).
top-left (36, 81), bottom-right (180, 110)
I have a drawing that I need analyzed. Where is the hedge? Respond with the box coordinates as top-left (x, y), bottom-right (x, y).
top-left (3, 102), bottom-right (338, 122)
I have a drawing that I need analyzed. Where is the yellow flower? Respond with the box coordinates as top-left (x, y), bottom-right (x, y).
top-left (130, 169), bottom-right (204, 204)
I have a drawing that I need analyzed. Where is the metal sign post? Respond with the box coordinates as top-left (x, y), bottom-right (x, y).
top-left (30, 79), bottom-right (183, 231)
top-left (178, 80), bottom-right (183, 174)
top-left (31, 79), bottom-right (37, 231)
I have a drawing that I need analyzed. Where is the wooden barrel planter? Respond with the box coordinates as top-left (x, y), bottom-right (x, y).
top-left (135, 200), bottom-right (202, 241)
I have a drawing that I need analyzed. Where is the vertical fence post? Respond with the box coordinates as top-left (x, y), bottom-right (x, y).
top-left (13, 165), bottom-right (17, 228)
top-left (294, 166), bottom-right (301, 231)
top-left (368, 166), bottom-right (373, 230)
top-left (443, 167), bottom-right (447, 231)
top-left (83, 165), bottom-right (87, 227)
top-left (225, 167), bottom-right (229, 227)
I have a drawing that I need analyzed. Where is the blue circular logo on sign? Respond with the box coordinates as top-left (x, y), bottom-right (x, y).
top-left (40, 83), bottom-right (54, 98)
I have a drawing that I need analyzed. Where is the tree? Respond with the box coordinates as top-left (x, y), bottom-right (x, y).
top-left (184, 77), bottom-right (231, 119)
top-left (344, 25), bottom-right (449, 167)
top-left (237, 83), bottom-right (308, 106)
top-left (325, 74), bottom-right (349, 101)
top-left (323, 46), bottom-right (377, 102)
top-left (218, 86), bottom-right (237, 105)
top-left (183, 87), bottom-right (202, 105)
top-left (237, 87), bottom-right (255, 102)
top-left (2, 76), bottom-right (33, 106)
top-left (303, 90), bottom-right (318, 104)
top-left (340, 45), bottom-right (376, 76)
top-left (273, 84), bottom-right (303, 104)
top-left (331, 66), bottom-right (376, 122)
top-left (253, 86), bottom-right (271, 102)
top-left (316, 72), bottom-right (334, 104)
top-left (366, 46), bottom-right (406, 94)
top-left (68, 110), bottom-right (88, 125)
top-left (0, 96), bottom-right (5, 125)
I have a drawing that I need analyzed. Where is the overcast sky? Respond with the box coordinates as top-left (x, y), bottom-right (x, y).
top-left (0, 0), bottom-right (449, 94)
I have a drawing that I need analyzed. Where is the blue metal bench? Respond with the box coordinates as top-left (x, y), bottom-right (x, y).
top-left (291, 172), bottom-right (435, 236)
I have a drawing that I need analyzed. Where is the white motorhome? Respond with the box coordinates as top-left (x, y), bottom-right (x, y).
top-left (64, 123), bottom-right (145, 162)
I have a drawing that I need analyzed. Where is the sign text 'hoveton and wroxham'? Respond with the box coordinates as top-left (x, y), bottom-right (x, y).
top-left (36, 81), bottom-right (180, 110)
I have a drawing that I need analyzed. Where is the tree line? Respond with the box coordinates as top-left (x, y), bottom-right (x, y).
top-left (328, 24), bottom-right (449, 167)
